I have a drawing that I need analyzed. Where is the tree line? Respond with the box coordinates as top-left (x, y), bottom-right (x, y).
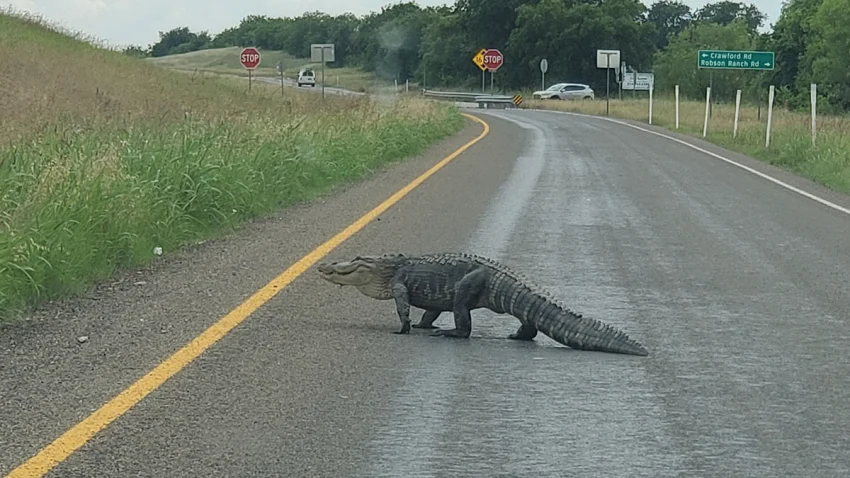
top-left (126, 0), bottom-right (850, 112)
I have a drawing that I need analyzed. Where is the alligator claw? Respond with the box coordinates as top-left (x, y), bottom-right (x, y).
top-left (394, 322), bottom-right (411, 334)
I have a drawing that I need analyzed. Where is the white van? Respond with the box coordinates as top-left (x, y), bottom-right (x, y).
top-left (297, 68), bottom-right (316, 87)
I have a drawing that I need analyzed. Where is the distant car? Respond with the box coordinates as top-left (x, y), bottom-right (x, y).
top-left (532, 83), bottom-right (594, 100)
top-left (297, 68), bottom-right (316, 87)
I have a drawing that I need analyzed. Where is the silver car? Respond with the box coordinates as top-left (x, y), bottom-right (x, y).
top-left (532, 83), bottom-right (595, 100)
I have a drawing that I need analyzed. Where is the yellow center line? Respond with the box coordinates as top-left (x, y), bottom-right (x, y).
top-left (6, 113), bottom-right (490, 478)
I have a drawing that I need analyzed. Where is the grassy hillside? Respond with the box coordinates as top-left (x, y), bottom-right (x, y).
top-left (145, 46), bottom-right (311, 77)
top-left (146, 46), bottom-right (396, 93)
top-left (0, 10), bottom-right (465, 321)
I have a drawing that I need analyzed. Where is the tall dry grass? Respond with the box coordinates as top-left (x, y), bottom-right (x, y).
top-left (0, 10), bottom-right (465, 320)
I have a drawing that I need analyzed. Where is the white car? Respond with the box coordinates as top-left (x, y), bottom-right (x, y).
top-left (297, 68), bottom-right (316, 87)
top-left (532, 83), bottom-right (594, 100)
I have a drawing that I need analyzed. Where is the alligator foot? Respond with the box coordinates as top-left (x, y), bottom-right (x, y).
top-left (508, 324), bottom-right (538, 341)
top-left (413, 310), bottom-right (441, 329)
top-left (431, 328), bottom-right (471, 338)
top-left (507, 333), bottom-right (536, 341)
top-left (393, 321), bottom-right (411, 334)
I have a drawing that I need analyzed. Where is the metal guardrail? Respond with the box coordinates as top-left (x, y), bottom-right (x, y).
top-left (420, 89), bottom-right (481, 101)
top-left (421, 89), bottom-right (523, 108)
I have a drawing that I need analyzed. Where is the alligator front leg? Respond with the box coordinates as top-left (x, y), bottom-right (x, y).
top-left (412, 309), bottom-right (441, 329)
top-left (391, 282), bottom-right (412, 334)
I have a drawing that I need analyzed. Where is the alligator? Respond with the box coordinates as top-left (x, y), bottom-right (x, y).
top-left (315, 252), bottom-right (649, 356)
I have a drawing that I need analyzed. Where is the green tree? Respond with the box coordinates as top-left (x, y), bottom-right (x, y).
top-left (350, 2), bottom-right (430, 80)
top-left (647, 0), bottom-right (693, 50)
top-left (506, 0), bottom-right (656, 92)
top-left (802, 0), bottom-right (850, 110)
top-left (456, 0), bottom-right (536, 51)
top-left (135, 0), bottom-right (850, 113)
top-left (768, 0), bottom-right (823, 88)
top-left (694, 1), bottom-right (766, 34)
top-left (416, 13), bottom-right (476, 88)
top-left (150, 27), bottom-right (210, 57)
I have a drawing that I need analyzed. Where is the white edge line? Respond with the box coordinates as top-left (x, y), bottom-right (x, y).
top-left (510, 107), bottom-right (850, 217)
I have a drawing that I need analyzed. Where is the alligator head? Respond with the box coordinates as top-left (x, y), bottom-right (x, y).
top-left (316, 253), bottom-right (408, 300)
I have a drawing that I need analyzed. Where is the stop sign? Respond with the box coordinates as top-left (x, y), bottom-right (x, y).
top-left (483, 48), bottom-right (503, 72)
top-left (240, 47), bottom-right (261, 70)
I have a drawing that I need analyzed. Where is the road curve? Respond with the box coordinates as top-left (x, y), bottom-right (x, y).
top-left (256, 76), bottom-right (365, 97)
top-left (3, 108), bottom-right (850, 476)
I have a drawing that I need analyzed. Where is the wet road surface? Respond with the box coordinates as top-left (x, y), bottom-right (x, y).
top-left (4, 109), bottom-right (850, 476)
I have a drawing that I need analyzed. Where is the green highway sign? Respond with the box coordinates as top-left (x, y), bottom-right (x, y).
top-left (698, 50), bottom-right (774, 70)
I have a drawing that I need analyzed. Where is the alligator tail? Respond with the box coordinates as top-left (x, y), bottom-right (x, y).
top-left (501, 278), bottom-right (648, 356)
top-left (530, 300), bottom-right (649, 356)
top-left (463, 255), bottom-right (649, 356)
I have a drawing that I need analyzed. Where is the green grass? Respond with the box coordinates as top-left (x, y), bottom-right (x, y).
top-left (0, 9), bottom-right (466, 321)
top-left (524, 94), bottom-right (850, 196)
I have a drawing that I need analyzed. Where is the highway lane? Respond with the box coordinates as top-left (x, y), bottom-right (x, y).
top-left (358, 109), bottom-right (850, 476)
top-left (5, 107), bottom-right (850, 476)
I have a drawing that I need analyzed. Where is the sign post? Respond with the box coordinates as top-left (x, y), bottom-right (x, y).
top-left (734, 89), bottom-right (742, 138)
top-left (596, 49), bottom-right (621, 116)
top-left (675, 84), bottom-right (680, 129)
top-left (311, 43), bottom-right (336, 99)
top-left (472, 48), bottom-right (486, 92)
top-left (540, 58), bottom-right (548, 91)
top-left (240, 47), bottom-right (261, 91)
top-left (483, 48), bottom-right (503, 93)
top-left (277, 61), bottom-right (285, 96)
top-left (766, 84), bottom-right (775, 147)
top-left (811, 83), bottom-right (817, 146)
top-left (618, 61), bottom-right (625, 100)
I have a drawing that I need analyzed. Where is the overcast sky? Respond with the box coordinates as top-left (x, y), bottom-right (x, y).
top-left (4, 0), bottom-right (783, 48)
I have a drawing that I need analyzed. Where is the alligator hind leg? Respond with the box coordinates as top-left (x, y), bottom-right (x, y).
top-left (508, 323), bottom-right (538, 341)
top-left (432, 269), bottom-right (486, 339)
top-left (413, 310), bottom-right (441, 329)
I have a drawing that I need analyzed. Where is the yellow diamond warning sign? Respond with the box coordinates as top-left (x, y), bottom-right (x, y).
top-left (472, 48), bottom-right (486, 72)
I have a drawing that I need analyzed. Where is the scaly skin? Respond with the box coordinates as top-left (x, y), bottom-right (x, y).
top-left (315, 252), bottom-right (649, 356)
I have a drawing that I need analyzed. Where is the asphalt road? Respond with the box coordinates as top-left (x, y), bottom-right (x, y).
top-left (3, 108), bottom-right (850, 476)
top-left (256, 76), bottom-right (365, 97)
